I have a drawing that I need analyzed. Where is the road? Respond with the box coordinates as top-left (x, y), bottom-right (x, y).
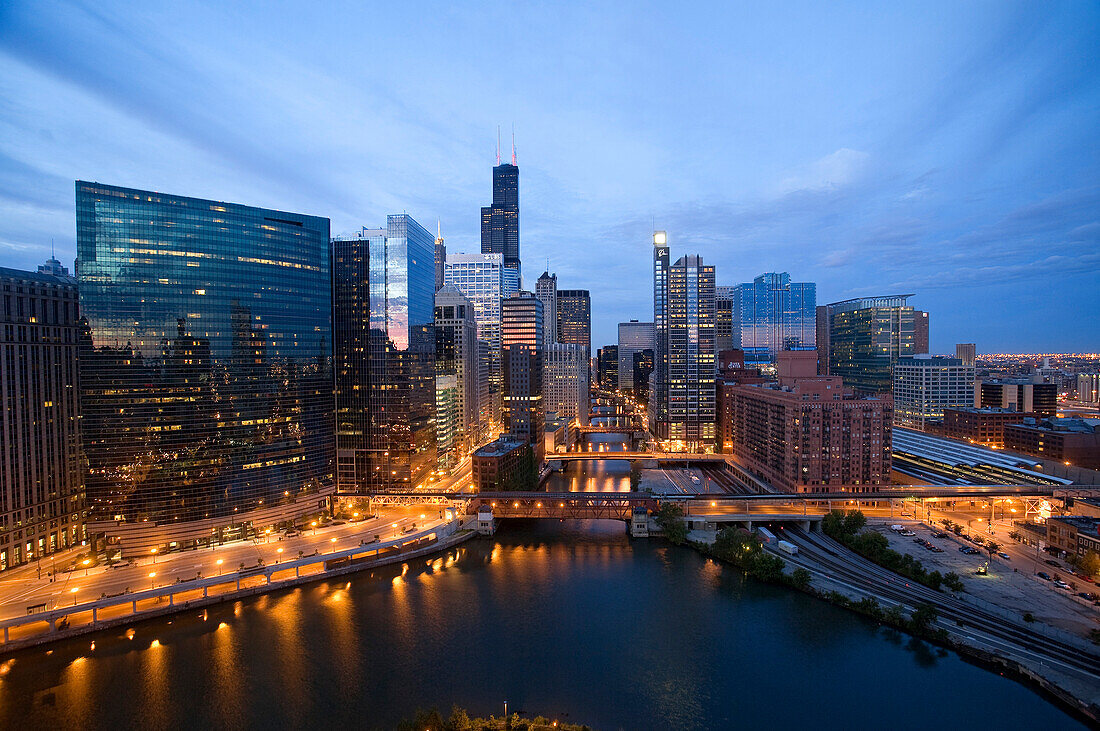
top-left (0, 505), bottom-right (447, 622)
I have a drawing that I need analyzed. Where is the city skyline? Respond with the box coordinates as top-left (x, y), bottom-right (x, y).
top-left (0, 3), bottom-right (1097, 353)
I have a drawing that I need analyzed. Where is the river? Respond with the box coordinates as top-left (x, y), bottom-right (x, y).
top-left (0, 408), bottom-right (1083, 729)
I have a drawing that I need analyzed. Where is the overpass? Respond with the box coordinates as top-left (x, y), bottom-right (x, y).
top-left (550, 451), bottom-right (726, 464)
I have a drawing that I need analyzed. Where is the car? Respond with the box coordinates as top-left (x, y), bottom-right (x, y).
top-left (1053, 580), bottom-right (1071, 590)
top-left (931, 531), bottom-right (945, 538)
top-left (1078, 592), bottom-right (1099, 601)
top-left (900, 530), bottom-right (916, 537)
top-left (1036, 571), bottom-right (1052, 580)
top-left (997, 552), bottom-right (1011, 560)
top-left (958, 546), bottom-right (970, 553)
top-left (1045, 559), bottom-right (1061, 568)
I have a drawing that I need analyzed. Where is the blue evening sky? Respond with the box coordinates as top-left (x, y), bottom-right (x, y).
top-left (1, 1), bottom-right (1097, 353)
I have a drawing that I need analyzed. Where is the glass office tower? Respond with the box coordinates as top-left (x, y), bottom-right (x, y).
top-left (333, 215), bottom-right (436, 492)
top-left (557, 289), bottom-right (591, 353)
top-left (818, 294), bottom-right (916, 394)
top-left (481, 162), bottom-right (520, 278)
top-left (733, 273), bottom-right (816, 364)
top-left (76, 182), bottom-right (333, 530)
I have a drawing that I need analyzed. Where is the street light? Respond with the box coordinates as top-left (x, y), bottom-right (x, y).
top-left (148, 571), bottom-right (156, 590)
top-left (216, 558), bottom-right (224, 575)
top-left (71, 587), bottom-right (78, 606)
top-left (150, 547), bottom-right (157, 564)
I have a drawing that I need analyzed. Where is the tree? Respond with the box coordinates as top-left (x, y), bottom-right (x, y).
top-left (985, 541), bottom-right (1001, 560)
top-left (942, 572), bottom-right (964, 592)
top-left (655, 502), bottom-right (688, 545)
top-left (1078, 551), bottom-right (1100, 580)
top-left (790, 567), bottom-right (812, 590)
top-left (842, 510), bottom-right (867, 535)
top-left (910, 604), bottom-right (939, 632)
top-left (1008, 530), bottom-right (1022, 543)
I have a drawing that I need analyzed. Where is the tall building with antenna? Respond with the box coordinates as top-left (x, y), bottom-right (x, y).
top-left (434, 221), bottom-right (446, 292)
top-left (481, 127), bottom-right (520, 280)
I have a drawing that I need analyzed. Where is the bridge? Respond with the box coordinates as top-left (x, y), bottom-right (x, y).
top-left (573, 425), bottom-right (643, 435)
top-left (550, 451), bottom-right (726, 464)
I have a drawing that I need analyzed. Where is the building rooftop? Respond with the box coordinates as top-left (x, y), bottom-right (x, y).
top-left (474, 438), bottom-right (527, 457)
top-left (1015, 417), bottom-right (1100, 433)
top-left (946, 407), bottom-right (1031, 415)
top-left (0, 266), bottom-right (77, 286)
top-left (1049, 515), bottom-right (1100, 533)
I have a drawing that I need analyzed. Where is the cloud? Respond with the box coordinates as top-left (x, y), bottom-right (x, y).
top-left (775, 148), bottom-right (871, 195)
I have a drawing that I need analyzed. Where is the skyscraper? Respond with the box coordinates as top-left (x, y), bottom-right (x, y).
top-left (817, 294), bottom-right (916, 394)
top-left (501, 291), bottom-right (544, 458)
top-left (597, 345), bottom-right (619, 390)
top-left (650, 232), bottom-right (716, 447)
top-left (557, 289), bottom-right (591, 353)
top-left (617, 319), bottom-right (654, 393)
top-left (481, 135), bottom-right (520, 278)
top-left (733, 273), bottom-right (816, 364)
top-left (544, 343), bottom-right (590, 426)
top-left (1, 266), bottom-right (85, 570)
top-left (535, 271), bottom-right (558, 348)
top-left (914, 310), bottom-right (929, 354)
top-left (715, 285), bottom-right (737, 352)
top-left (333, 215), bottom-right (437, 492)
top-left (76, 182), bottom-right (333, 554)
top-left (435, 284), bottom-right (482, 449)
top-left (434, 221), bottom-right (446, 293)
top-left (444, 252), bottom-right (520, 425)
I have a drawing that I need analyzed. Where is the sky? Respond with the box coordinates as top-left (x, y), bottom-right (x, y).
top-left (0, 1), bottom-right (1098, 353)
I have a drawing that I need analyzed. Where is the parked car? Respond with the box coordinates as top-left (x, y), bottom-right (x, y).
top-left (900, 530), bottom-right (916, 537)
top-left (997, 552), bottom-right (1011, 560)
top-left (1078, 592), bottom-right (1099, 601)
top-left (1053, 580), bottom-right (1071, 590)
top-left (1036, 571), bottom-right (1052, 580)
top-left (1045, 559), bottom-right (1061, 568)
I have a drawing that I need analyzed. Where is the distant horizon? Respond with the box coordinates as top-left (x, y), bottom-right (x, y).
top-left (1, 2), bottom-right (1097, 352)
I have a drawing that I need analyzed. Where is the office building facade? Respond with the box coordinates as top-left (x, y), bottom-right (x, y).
top-left (1078, 374), bottom-right (1100, 403)
top-left (544, 343), bottom-right (590, 426)
top-left (956, 343), bottom-right (976, 367)
top-left (733, 273), bottom-right (815, 364)
top-left (597, 345), bottom-right (619, 390)
top-left (434, 284), bottom-right (482, 450)
top-left (715, 285), bottom-right (737, 353)
top-left (557, 289), bottom-right (591, 353)
top-left (632, 348), bottom-right (654, 406)
top-left (817, 294), bottom-right (916, 394)
top-left (939, 407), bottom-right (1034, 448)
top-left (535, 271), bottom-right (558, 348)
top-left (0, 267), bottom-right (85, 570)
top-left (976, 377), bottom-right (1057, 418)
top-left (914, 310), bottom-right (929, 354)
top-left (501, 292), bottom-right (544, 458)
top-left (333, 215), bottom-right (437, 493)
top-left (444, 252), bottom-right (520, 425)
top-left (650, 232), bottom-right (716, 447)
top-left (892, 355), bottom-right (975, 430)
top-left (433, 222), bottom-right (446, 292)
top-left (76, 182), bottom-right (333, 553)
top-left (481, 158), bottom-right (520, 277)
top-left (617, 320), bottom-right (654, 393)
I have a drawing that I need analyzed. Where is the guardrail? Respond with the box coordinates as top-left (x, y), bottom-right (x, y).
top-left (0, 519), bottom-right (469, 648)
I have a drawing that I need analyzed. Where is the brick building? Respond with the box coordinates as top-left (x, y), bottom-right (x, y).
top-left (939, 407), bottom-right (1034, 448)
top-left (1003, 418), bottom-right (1100, 469)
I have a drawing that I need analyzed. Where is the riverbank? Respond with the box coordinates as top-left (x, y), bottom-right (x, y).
top-left (679, 528), bottom-right (1100, 725)
top-left (0, 521), bottom-right (479, 657)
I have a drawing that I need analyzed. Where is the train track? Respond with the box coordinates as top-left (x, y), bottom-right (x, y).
top-left (776, 527), bottom-right (1100, 680)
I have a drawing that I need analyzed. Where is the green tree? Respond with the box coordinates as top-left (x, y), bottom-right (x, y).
top-left (790, 567), bottom-right (812, 590)
top-left (1078, 551), bottom-right (1100, 580)
top-left (842, 509), bottom-right (867, 535)
top-left (942, 572), bottom-right (964, 592)
top-left (910, 604), bottom-right (939, 632)
top-left (985, 541), bottom-right (1001, 560)
top-left (655, 502), bottom-right (688, 545)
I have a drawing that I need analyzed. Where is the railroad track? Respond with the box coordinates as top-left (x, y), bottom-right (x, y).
top-left (777, 527), bottom-right (1100, 680)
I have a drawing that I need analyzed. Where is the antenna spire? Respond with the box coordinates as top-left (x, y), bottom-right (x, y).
top-left (511, 124), bottom-right (517, 165)
top-left (496, 126), bottom-right (501, 166)
top-left (437, 219), bottom-right (442, 241)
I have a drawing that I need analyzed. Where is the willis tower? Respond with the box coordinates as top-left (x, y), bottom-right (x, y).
top-left (481, 128), bottom-right (520, 281)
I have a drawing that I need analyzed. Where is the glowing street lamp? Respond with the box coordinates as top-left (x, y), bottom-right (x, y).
top-left (70, 587), bottom-right (78, 605)
top-left (148, 571), bottom-right (156, 590)
top-left (150, 547), bottom-right (158, 564)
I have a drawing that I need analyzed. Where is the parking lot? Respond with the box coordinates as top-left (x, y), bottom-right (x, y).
top-left (869, 518), bottom-right (1100, 638)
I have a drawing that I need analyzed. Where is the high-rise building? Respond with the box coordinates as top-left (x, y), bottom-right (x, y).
top-left (435, 284), bottom-right (482, 449)
top-left (544, 343), bottom-right (590, 426)
top-left (477, 339), bottom-right (492, 427)
top-left (817, 294), bottom-right (917, 394)
top-left (501, 291), bottom-right (544, 458)
top-left (434, 221), bottom-right (446, 293)
top-left (914, 310), bottom-right (929, 354)
top-left (557, 289), bottom-right (591, 353)
top-left (435, 374), bottom-right (460, 470)
top-left (597, 345), bottom-right (619, 390)
top-left (956, 343), bottom-right (977, 367)
top-left (632, 348), bottom-right (655, 406)
top-left (649, 232), bottom-right (716, 447)
top-left (481, 139), bottom-right (520, 278)
top-left (0, 266), bottom-right (85, 570)
top-left (444, 252), bottom-right (520, 425)
top-left (1078, 374), bottom-right (1100, 403)
top-left (720, 352), bottom-right (892, 492)
top-left (617, 320), bottom-right (654, 393)
top-left (37, 256), bottom-right (70, 277)
top-left (976, 377), bottom-right (1057, 418)
top-left (333, 215), bottom-right (436, 493)
top-left (535, 271), bottom-right (558, 348)
top-left (892, 355), bottom-right (975, 430)
top-left (733, 273), bottom-right (816, 364)
top-left (715, 285), bottom-right (737, 352)
top-left (76, 182), bottom-right (333, 555)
